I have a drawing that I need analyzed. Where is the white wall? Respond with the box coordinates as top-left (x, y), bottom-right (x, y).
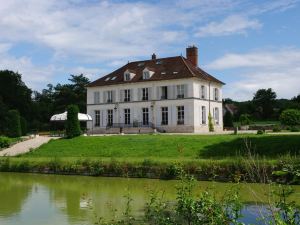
top-left (87, 77), bottom-right (224, 133)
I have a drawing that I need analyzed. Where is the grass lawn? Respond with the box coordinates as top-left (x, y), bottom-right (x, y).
top-left (21, 134), bottom-right (300, 160)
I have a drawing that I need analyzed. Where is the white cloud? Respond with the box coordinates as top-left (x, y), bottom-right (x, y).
top-left (196, 15), bottom-right (262, 37)
top-left (0, 48), bottom-right (56, 90)
top-left (206, 49), bottom-right (300, 69)
top-left (206, 49), bottom-right (300, 100)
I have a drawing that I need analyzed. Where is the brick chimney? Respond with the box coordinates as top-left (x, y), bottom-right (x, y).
top-left (151, 53), bottom-right (156, 60)
top-left (186, 45), bottom-right (198, 67)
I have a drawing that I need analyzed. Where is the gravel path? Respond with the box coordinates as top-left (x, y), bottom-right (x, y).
top-left (0, 136), bottom-right (57, 156)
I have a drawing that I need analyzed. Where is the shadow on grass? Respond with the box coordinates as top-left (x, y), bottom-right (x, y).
top-left (199, 135), bottom-right (300, 159)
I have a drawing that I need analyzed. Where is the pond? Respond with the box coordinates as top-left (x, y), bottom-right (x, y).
top-left (0, 172), bottom-right (299, 225)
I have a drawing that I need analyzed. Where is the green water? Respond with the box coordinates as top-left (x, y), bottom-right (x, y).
top-left (0, 172), bottom-right (299, 225)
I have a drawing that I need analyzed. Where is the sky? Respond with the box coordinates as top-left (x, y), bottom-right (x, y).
top-left (0, 0), bottom-right (299, 101)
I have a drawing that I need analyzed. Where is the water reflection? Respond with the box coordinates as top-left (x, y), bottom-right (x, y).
top-left (0, 172), bottom-right (299, 225)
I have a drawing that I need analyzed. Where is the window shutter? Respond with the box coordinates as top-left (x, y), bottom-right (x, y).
top-left (120, 90), bottom-right (123, 102)
top-left (156, 86), bottom-right (160, 100)
top-left (138, 88), bottom-right (141, 101)
top-left (103, 91), bottom-right (107, 103)
top-left (112, 90), bottom-right (116, 103)
top-left (168, 85), bottom-right (174, 99)
top-left (184, 84), bottom-right (188, 98)
top-left (148, 87), bottom-right (152, 100)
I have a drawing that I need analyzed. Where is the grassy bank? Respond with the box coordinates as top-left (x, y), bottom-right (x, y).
top-left (22, 134), bottom-right (300, 159)
top-left (1, 134), bottom-right (299, 183)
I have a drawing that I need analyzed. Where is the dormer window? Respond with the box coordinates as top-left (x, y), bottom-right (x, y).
top-left (142, 68), bottom-right (154, 80)
top-left (124, 69), bottom-right (135, 81)
top-left (143, 71), bottom-right (150, 80)
top-left (125, 73), bottom-right (130, 81)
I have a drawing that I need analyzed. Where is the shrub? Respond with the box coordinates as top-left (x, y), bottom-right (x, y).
top-left (257, 130), bottom-right (264, 135)
top-left (290, 126), bottom-right (300, 132)
top-left (223, 111), bottom-right (234, 127)
top-left (280, 109), bottom-right (300, 126)
top-left (6, 110), bottom-right (21, 138)
top-left (239, 114), bottom-right (251, 126)
top-left (65, 105), bottom-right (81, 138)
top-left (208, 112), bottom-right (214, 132)
top-left (272, 125), bottom-right (281, 132)
top-left (0, 136), bottom-right (10, 148)
top-left (20, 117), bottom-right (28, 136)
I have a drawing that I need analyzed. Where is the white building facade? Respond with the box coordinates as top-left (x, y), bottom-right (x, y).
top-left (87, 46), bottom-right (224, 133)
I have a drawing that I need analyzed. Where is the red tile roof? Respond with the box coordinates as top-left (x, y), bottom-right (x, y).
top-left (87, 56), bottom-right (225, 87)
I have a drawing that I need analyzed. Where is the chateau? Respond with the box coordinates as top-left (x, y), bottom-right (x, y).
top-left (86, 46), bottom-right (224, 133)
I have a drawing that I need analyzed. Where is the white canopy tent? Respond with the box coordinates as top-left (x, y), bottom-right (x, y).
top-left (50, 111), bottom-right (92, 122)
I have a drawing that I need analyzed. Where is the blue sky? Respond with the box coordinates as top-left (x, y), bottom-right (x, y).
top-left (0, 0), bottom-right (299, 100)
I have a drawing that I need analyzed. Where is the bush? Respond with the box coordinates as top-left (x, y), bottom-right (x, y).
top-left (208, 113), bottom-right (214, 132)
top-left (272, 125), bottom-right (281, 132)
top-left (223, 111), bottom-right (233, 127)
top-left (65, 105), bottom-right (81, 138)
top-left (257, 130), bottom-right (264, 135)
top-left (6, 110), bottom-right (21, 138)
top-left (20, 116), bottom-right (27, 136)
top-left (280, 109), bottom-right (300, 126)
top-left (0, 136), bottom-right (10, 148)
top-left (290, 126), bottom-right (300, 132)
top-left (239, 114), bottom-right (251, 126)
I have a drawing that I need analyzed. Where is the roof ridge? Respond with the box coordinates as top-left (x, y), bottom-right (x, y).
top-left (128, 55), bottom-right (182, 64)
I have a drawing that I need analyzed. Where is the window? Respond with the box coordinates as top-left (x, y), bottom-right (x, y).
top-left (177, 106), bottom-right (184, 125)
top-left (143, 71), bottom-right (150, 80)
top-left (214, 107), bottom-right (219, 125)
top-left (124, 89), bottom-right (131, 102)
top-left (177, 85), bottom-right (185, 99)
top-left (201, 106), bottom-right (206, 124)
top-left (200, 85), bottom-right (206, 99)
top-left (111, 76), bottom-right (117, 80)
top-left (161, 86), bottom-right (168, 100)
top-left (105, 77), bottom-right (110, 81)
top-left (142, 88), bottom-right (149, 101)
top-left (124, 109), bottom-right (130, 125)
top-left (95, 110), bottom-right (100, 127)
top-left (107, 109), bottom-right (113, 126)
top-left (124, 73), bottom-right (131, 81)
top-left (161, 107), bottom-right (168, 125)
top-left (142, 108), bottom-right (149, 126)
top-left (107, 90), bottom-right (113, 103)
top-left (214, 88), bottom-right (219, 101)
top-left (94, 92), bottom-right (100, 104)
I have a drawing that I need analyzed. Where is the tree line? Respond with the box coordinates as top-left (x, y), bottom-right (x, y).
top-left (223, 88), bottom-right (300, 128)
top-left (0, 70), bottom-right (90, 136)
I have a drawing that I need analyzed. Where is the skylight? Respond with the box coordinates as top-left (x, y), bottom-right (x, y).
top-left (105, 77), bottom-right (110, 81)
top-left (156, 61), bottom-right (162, 65)
top-left (111, 76), bottom-right (116, 80)
top-left (161, 72), bottom-right (166, 75)
top-left (138, 62), bottom-right (145, 66)
top-left (173, 71), bottom-right (178, 74)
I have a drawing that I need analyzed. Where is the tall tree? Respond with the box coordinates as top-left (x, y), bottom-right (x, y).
top-left (253, 88), bottom-right (277, 119)
top-left (0, 70), bottom-right (32, 121)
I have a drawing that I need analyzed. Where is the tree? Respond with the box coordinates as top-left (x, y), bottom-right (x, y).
top-left (208, 113), bottom-right (214, 132)
top-left (292, 94), bottom-right (300, 103)
top-left (6, 110), bottom-right (21, 137)
top-left (20, 117), bottom-right (28, 136)
top-left (239, 114), bottom-right (251, 126)
top-left (65, 105), bottom-right (81, 138)
top-left (279, 109), bottom-right (300, 126)
top-left (223, 111), bottom-right (233, 127)
top-left (253, 88), bottom-right (277, 119)
top-left (0, 70), bottom-right (32, 121)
